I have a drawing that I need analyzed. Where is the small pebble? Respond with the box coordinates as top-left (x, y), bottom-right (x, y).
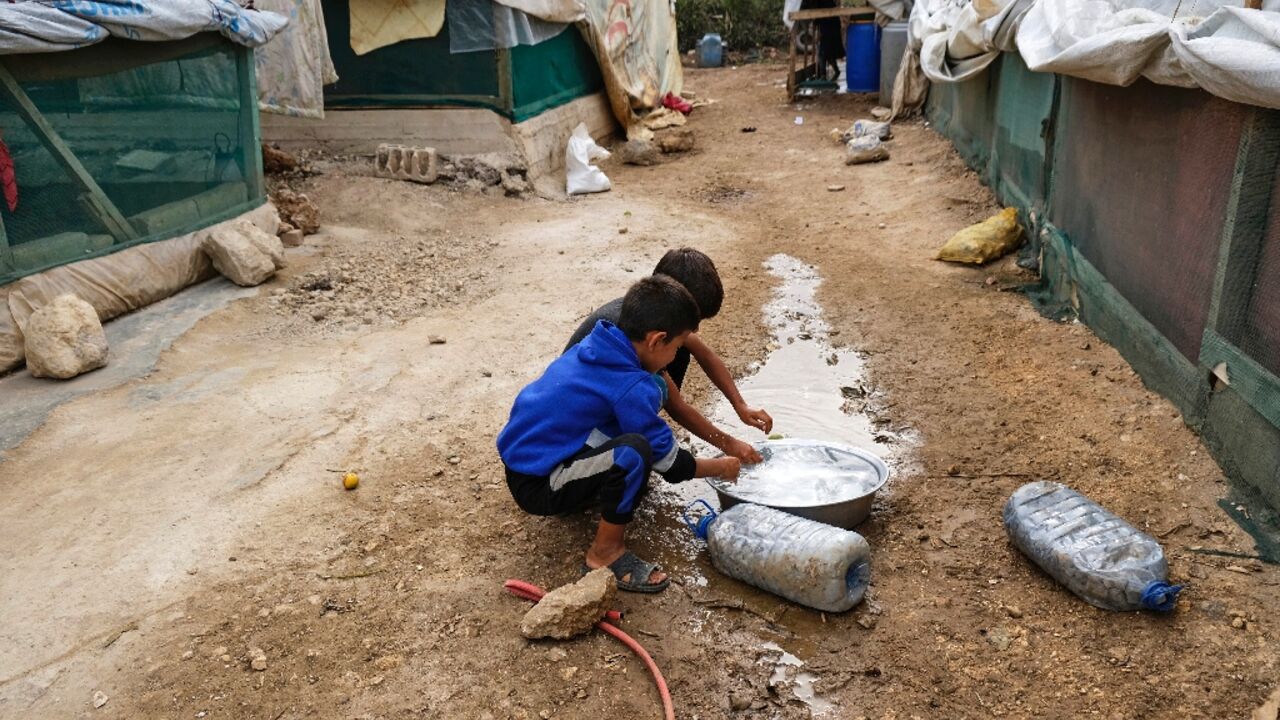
top-left (1006, 605), bottom-right (1023, 619)
top-left (93, 691), bottom-right (109, 709)
top-left (429, 335), bottom-right (447, 345)
top-left (249, 647), bottom-right (268, 671)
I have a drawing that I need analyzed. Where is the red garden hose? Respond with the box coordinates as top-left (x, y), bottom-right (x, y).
top-left (503, 579), bottom-right (675, 720)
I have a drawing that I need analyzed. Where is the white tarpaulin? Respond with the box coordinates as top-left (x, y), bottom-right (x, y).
top-left (913, 0), bottom-right (1030, 82)
top-left (906, 0), bottom-right (1280, 110)
top-left (0, 1), bottom-right (288, 54)
top-left (1017, 0), bottom-right (1280, 108)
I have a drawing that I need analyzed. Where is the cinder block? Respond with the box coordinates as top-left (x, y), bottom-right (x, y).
top-left (375, 144), bottom-right (439, 184)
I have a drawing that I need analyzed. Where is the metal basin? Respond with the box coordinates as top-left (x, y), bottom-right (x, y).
top-left (707, 439), bottom-right (890, 530)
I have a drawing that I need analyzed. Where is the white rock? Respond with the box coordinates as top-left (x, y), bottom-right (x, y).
top-left (24, 294), bottom-right (108, 379)
top-left (235, 220), bottom-right (286, 270)
top-left (280, 229), bottom-right (305, 248)
top-left (520, 568), bottom-right (616, 640)
top-left (92, 691), bottom-right (109, 709)
top-left (203, 228), bottom-right (276, 287)
top-left (248, 646), bottom-right (268, 671)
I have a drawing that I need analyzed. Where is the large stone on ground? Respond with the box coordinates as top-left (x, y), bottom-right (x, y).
top-left (272, 189), bottom-right (321, 235)
top-left (656, 128), bottom-right (695, 154)
top-left (235, 220), bottom-right (286, 270)
top-left (24, 294), bottom-right (108, 379)
top-left (520, 568), bottom-right (617, 640)
top-left (261, 144), bottom-right (299, 175)
top-left (619, 139), bottom-right (660, 166)
top-left (203, 228), bottom-right (276, 287)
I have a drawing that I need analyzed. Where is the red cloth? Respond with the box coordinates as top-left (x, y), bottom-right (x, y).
top-left (662, 92), bottom-right (692, 115)
top-left (0, 138), bottom-right (16, 212)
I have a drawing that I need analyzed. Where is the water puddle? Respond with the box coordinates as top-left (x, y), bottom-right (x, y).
top-left (760, 642), bottom-right (835, 716)
top-left (664, 253), bottom-right (891, 512)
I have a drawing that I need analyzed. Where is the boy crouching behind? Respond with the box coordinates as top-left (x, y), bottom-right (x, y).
top-left (497, 275), bottom-right (740, 593)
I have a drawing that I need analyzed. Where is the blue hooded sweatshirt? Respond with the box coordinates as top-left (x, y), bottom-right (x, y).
top-left (497, 320), bottom-right (695, 481)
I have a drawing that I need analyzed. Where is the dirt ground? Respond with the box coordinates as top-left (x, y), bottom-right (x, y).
top-left (2, 63), bottom-right (1278, 720)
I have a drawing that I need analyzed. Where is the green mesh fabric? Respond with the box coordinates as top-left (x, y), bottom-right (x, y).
top-left (988, 52), bottom-right (1055, 214)
top-left (926, 67), bottom-right (995, 173)
top-left (928, 55), bottom-right (1280, 518)
top-left (0, 37), bottom-right (262, 285)
top-left (510, 27), bottom-right (603, 122)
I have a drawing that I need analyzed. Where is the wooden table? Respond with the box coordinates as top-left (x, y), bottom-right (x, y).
top-left (786, 6), bottom-right (878, 99)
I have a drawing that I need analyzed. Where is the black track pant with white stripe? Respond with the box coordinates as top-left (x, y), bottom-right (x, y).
top-left (504, 434), bottom-right (653, 525)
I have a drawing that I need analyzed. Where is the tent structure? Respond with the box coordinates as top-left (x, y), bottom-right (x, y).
top-left (0, 1), bottom-right (289, 373)
top-left (260, 0), bottom-right (685, 179)
top-left (913, 2), bottom-right (1280, 523)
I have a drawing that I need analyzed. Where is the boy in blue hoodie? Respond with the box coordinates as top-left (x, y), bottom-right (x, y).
top-left (498, 275), bottom-right (741, 593)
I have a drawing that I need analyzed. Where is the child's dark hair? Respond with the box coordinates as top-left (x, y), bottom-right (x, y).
top-left (618, 275), bottom-right (701, 342)
top-left (653, 248), bottom-right (723, 319)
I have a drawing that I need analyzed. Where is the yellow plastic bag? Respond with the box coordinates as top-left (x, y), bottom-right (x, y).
top-left (936, 208), bottom-right (1024, 264)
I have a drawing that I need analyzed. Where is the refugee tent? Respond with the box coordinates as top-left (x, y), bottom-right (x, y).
top-left (259, 0), bottom-right (684, 170)
top-left (0, 1), bottom-right (289, 372)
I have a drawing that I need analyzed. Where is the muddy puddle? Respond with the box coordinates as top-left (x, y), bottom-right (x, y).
top-left (661, 253), bottom-right (893, 513)
top-left (646, 254), bottom-right (900, 717)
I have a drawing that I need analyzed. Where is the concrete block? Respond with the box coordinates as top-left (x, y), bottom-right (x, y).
top-left (375, 144), bottom-right (439, 184)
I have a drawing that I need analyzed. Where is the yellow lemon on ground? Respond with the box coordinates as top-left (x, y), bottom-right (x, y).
top-left (343, 472), bottom-right (360, 490)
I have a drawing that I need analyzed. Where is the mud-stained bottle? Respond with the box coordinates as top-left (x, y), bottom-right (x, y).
top-left (1003, 481), bottom-right (1182, 612)
top-left (685, 501), bottom-right (871, 612)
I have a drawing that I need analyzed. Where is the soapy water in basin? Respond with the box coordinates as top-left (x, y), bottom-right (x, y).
top-left (710, 441), bottom-right (883, 506)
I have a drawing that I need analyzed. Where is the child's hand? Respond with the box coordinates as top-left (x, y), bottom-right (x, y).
top-left (717, 457), bottom-right (742, 481)
top-left (736, 405), bottom-right (774, 434)
top-left (724, 438), bottom-right (763, 464)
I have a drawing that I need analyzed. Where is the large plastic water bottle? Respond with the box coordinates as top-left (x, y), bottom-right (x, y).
top-left (684, 500), bottom-right (871, 612)
top-left (1003, 481), bottom-right (1183, 612)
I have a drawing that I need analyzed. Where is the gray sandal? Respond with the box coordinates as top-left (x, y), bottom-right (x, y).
top-left (583, 551), bottom-right (670, 593)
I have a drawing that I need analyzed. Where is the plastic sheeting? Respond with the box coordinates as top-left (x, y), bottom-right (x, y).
top-left (495, 0), bottom-right (585, 23)
top-left (0, 0), bottom-right (288, 54)
top-left (578, 0), bottom-right (683, 138)
top-left (908, 0), bottom-right (1280, 110)
top-left (911, 0), bottom-right (1029, 84)
top-left (447, 0), bottom-right (568, 53)
top-left (0, 203), bottom-right (278, 374)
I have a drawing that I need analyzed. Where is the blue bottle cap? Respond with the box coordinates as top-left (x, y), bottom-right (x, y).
top-left (1140, 581), bottom-right (1183, 612)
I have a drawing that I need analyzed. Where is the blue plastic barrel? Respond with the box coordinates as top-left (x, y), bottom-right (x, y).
top-left (698, 34), bottom-right (723, 68)
top-left (845, 22), bottom-right (881, 93)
